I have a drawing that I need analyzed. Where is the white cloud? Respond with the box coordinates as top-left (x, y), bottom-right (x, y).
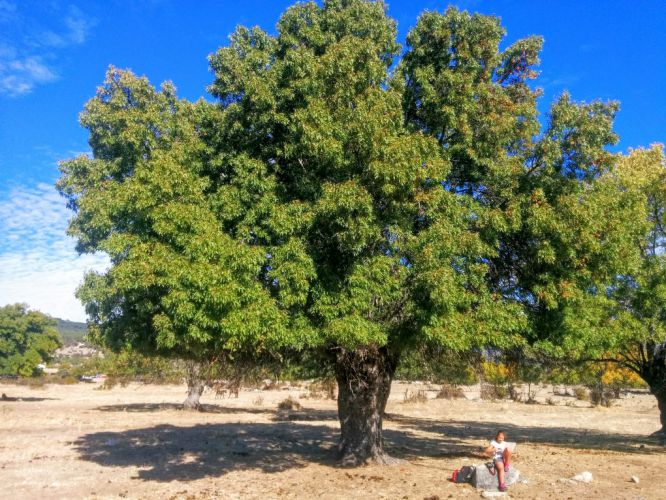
top-left (0, 182), bottom-right (108, 321)
top-left (0, 56), bottom-right (56, 95)
top-left (38, 6), bottom-right (95, 48)
top-left (0, 3), bottom-right (96, 97)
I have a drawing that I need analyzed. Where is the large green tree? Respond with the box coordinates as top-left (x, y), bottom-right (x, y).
top-left (555, 147), bottom-right (666, 432)
top-left (611, 146), bottom-right (666, 432)
top-left (57, 68), bottom-right (290, 410)
top-left (59, 1), bottom-right (647, 464)
top-left (0, 304), bottom-right (62, 377)
top-left (401, 8), bottom-right (644, 364)
top-left (206, 0), bottom-right (528, 464)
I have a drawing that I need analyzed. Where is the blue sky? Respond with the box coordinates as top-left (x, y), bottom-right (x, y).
top-left (1, 0), bottom-right (665, 321)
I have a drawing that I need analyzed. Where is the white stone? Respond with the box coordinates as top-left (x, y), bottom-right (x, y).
top-left (572, 471), bottom-right (593, 483)
top-left (630, 476), bottom-right (640, 484)
top-left (481, 492), bottom-right (507, 498)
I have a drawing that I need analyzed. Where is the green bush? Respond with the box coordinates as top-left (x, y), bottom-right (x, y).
top-left (396, 346), bottom-right (479, 385)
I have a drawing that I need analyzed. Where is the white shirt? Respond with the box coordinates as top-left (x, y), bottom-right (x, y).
top-left (490, 439), bottom-right (508, 461)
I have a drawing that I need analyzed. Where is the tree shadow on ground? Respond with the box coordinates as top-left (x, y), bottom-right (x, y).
top-left (95, 403), bottom-right (339, 421)
top-left (74, 408), bottom-right (663, 483)
top-left (385, 413), bottom-right (664, 455)
top-left (75, 416), bottom-right (474, 482)
top-left (96, 403), bottom-right (273, 415)
top-left (1, 395), bottom-right (58, 402)
top-left (75, 422), bottom-right (339, 481)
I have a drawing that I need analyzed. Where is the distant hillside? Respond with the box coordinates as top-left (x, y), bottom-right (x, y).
top-left (55, 318), bottom-right (88, 345)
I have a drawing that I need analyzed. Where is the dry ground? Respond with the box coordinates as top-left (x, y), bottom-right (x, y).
top-left (0, 381), bottom-right (664, 499)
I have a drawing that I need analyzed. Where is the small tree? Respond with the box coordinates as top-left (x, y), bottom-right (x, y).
top-left (0, 304), bottom-right (62, 377)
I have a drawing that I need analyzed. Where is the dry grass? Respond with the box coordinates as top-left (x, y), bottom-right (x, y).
top-left (403, 388), bottom-right (428, 404)
top-left (0, 382), bottom-right (663, 499)
top-left (436, 384), bottom-right (465, 399)
top-left (480, 383), bottom-right (508, 400)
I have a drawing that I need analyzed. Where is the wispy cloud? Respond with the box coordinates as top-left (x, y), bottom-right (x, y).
top-left (0, 182), bottom-right (108, 321)
top-left (37, 6), bottom-right (95, 48)
top-left (0, 2), bottom-right (96, 97)
top-left (0, 56), bottom-right (56, 96)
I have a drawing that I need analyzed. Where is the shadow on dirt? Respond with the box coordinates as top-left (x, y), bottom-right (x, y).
top-left (1, 394), bottom-right (58, 402)
top-left (95, 403), bottom-right (339, 421)
top-left (385, 413), bottom-right (664, 455)
top-left (96, 403), bottom-right (273, 415)
top-left (74, 416), bottom-right (475, 482)
top-left (74, 408), bottom-right (662, 482)
top-left (75, 422), bottom-right (340, 481)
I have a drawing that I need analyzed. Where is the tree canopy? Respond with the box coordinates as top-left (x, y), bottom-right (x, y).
top-left (58, 0), bottom-right (654, 462)
top-left (549, 146), bottom-right (666, 430)
top-left (0, 304), bottom-right (62, 377)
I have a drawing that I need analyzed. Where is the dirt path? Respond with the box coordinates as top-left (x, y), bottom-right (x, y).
top-left (0, 382), bottom-right (663, 499)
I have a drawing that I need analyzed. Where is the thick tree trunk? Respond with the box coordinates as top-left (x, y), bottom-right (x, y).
top-left (640, 350), bottom-right (666, 436)
top-left (333, 346), bottom-right (400, 465)
top-left (183, 361), bottom-right (205, 411)
top-left (646, 376), bottom-right (666, 436)
top-left (655, 391), bottom-right (666, 434)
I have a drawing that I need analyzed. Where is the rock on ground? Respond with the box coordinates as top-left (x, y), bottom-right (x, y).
top-left (481, 491), bottom-right (507, 498)
top-left (572, 471), bottom-right (593, 483)
top-left (472, 464), bottom-right (520, 490)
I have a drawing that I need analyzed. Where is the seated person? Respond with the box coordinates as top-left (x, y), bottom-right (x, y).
top-left (483, 430), bottom-right (513, 492)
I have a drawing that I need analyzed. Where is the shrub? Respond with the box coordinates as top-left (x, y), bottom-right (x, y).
top-left (403, 388), bottom-right (428, 404)
top-left (589, 385), bottom-right (614, 407)
top-left (59, 375), bottom-right (79, 385)
top-left (480, 383), bottom-right (508, 400)
top-left (18, 376), bottom-right (47, 388)
top-left (436, 384), bottom-right (465, 399)
top-left (277, 396), bottom-right (301, 411)
top-left (482, 362), bottom-right (511, 385)
top-left (574, 387), bottom-right (589, 401)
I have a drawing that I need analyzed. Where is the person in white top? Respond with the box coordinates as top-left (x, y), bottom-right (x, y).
top-left (483, 430), bottom-right (512, 492)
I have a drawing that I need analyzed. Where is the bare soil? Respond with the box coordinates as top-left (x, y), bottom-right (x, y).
top-left (0, 381), bottom-right (664, 499)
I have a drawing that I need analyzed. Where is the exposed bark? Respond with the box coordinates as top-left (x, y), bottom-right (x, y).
top-left (655, 392), bottom-right (666, 435)
top-left (183, 361), bottom-right (205, 411)
top-left (333, 345), bottom-right (401, 465)
top-left (639, 344), bottom-right (666, 436)
top-left (645, 374), bottom-right (666, 435)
